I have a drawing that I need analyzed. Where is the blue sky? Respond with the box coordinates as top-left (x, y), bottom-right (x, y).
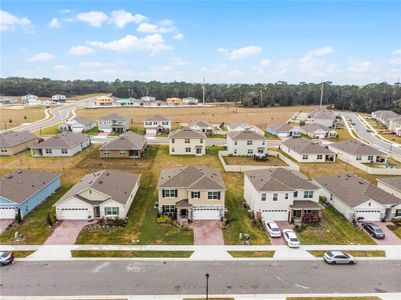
top-left (1, 1), bottom-right (400, 84)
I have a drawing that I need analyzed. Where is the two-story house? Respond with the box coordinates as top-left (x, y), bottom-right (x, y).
top-left (98, 114), bottom-right (130, 133)
top-left (157, 166), bottom-right (226, 222)
top-left (143, 115), bottom-right (171, 136)
top-left (168, 129), bottom-right (206, 156)
top-left (59, 116), bottom-right (96, 133)
top-left (21, 94), bottom-right (41, 106)
top-left (227, 130), bottom-right (266, 156)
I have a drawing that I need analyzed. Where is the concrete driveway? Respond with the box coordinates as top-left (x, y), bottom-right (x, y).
top-left (191, 220), bottom-right (224, 245)
top-left (0, 219), bottom-right (14, 233)
top-left (270, 221), bottom-right (292, 245)
top-left (44, 220), bottom-right (88, 245)
top-left (369, 221), bottom-right (401, 245)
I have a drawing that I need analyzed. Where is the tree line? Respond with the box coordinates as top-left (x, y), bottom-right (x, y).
top-left (1, 77), bottom-right (400, 113)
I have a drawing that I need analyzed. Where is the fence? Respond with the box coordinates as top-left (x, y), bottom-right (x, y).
top-left (337, 154), bottom-right (401, 175)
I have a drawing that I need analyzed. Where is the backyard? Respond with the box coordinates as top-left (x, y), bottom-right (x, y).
top-left (223, 155), bottom-right (288, 166)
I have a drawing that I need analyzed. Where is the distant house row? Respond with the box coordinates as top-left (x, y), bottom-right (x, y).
top-left (19, 94), bottom-right (67, 106)
top-left (95, 96), bottom-right (199, 107)
top-left (372, 110), bottom-right (401, 136)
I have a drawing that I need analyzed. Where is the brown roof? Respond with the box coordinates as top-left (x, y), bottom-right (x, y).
top-left (0, 131), bottom-right (37, 148)
top-left (227, 130), bottom-right (265, 140)
top-left (289, 200), bottom-right (323, 209)
top-left (315, 173), bottom-right (401, 207)
top-left (245, 168), bottom-right (318, 192)
top-left (169, 128), bottom-right (206, 139)
top-left (157, 166), bottom-right (226, 190)
top-left (378, 177), bottom-right (401, 193)
top-left (54, 170), bottom-right (141, 206)
top-left (0, 170), bottom-right (60, 204)
top-left (31, 132), bottom-right (89, 149)
top-left (99, 131), bottom-right (146, 151)
top-left (145, 115), bottom-right (170, 122)
top-left (330, 140), bottom-right (385, 156)
top-left (282, 138), bottom-right (334, 154)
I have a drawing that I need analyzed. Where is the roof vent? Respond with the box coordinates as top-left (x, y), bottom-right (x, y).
top-left (17, 170), bottom-right (23, 174)
top-left (99, 180), bottom-right (103, 184)
top-left (7, 175), bottom-right (13, 179)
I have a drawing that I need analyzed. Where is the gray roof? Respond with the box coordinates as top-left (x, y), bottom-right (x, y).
top-left (289, 200), bottom-right (323, 209)
top-left (301, 124), bottom-right (332, 133)
top-left (282, 138), bottom-right (334, 154)
top-left (373, 110), bottom-right (399, 122)
top-left (73, 116), bottom-right (95, 126)
top-left (269, 123), bottom-right (296, 132)
top-left (389, 116), bottom-right (401, 125)
top-left (330, 140), bottom-right (385, 156)
top-left (227, 122), bottom-right (253, 130)
top-left (308, 108), bottom-right (336, 120)
top-left (245, 168), bottom-right (318, 192)
top-left (158, 166), bottom-right (226, 190)
top-left (55, 170), bottom-right (140, 206)
top-left (227, 130), bottom-right (265, 140)
top-left (315, 173), bottom-right (401, 207)
top-left (100, 114), bottom-right (128, 121)
top-left (0, 170), bottom-right (60, 204)
top-left (189, 120), bottom-right (212, 128)
top-left (169, 128), bottom-right (206, 139)
top-left (145, 115), bottom-right (170, 122)
top-left (378, 177), bottom-right (401, 193)
top-left (31, 132), bottom-right (89, 149)
top-left (100, 131), bottom-right (146, 151)
top-left (0, 130), bottom-right (37, 148)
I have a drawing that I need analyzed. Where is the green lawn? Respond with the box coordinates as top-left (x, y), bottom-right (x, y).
top-left (264, 131), bottom-right (280, 140)
top-left (296, 205), bottom-right (375, 245)
top-left (0, 251), bottom-right (35, 258)
top-left (129, 127), bottom-right (145, 135)
top-left (308, 250), bottom-right (385, 257)
top-left (0, 185), bottom-right (71, 245)
top-left (34, 124), bottom-right (60, 135)
top-left (228, 251), bottom-right (275, 258)
top-left (387, 221), bottom-right (401, 239)
top-left (85, 126), bottom-right (99, 136)
top-left (71, 250), bottom-right (193, 258)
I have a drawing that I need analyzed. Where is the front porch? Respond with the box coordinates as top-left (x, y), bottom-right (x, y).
top-left (176, 199), bottom-right (193, 224)
top-left (289, 200), bottom-right (323, 224)
top-left (325, 154), bottom-right (335, 162)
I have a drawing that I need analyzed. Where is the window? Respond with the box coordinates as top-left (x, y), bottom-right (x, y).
top-left (171, 147), bottom-right (175, 153)
top-left (368, 155), bottom-right (373, 161)
top-left (145, 121), bottom-right (152, 125)
top-left (234, 140), bottom-right (237, 145)
top-left (304, 191), bottom-right (314, 199)
top-left (305, 209), bottom-right (312, 214)
top-left (104, 207), bottom-right (119, 216)
top-left (317, 155), bottom-right (323, 159)
top-left (302, 154), bottom-right (309, 160)
top-left (61, 149), bottom-right (68, 154)
top-left (163, 189), bottom-right (177, 198)
top-left (247, 149), bottom-right (253, 155)
top-left (185, 147), bottom-right (191, 153)
top-left (247, 140), bottom-right (253, 145)
top-left (294, 191), bottom-right (298, 198)
top-left (208, 191), bottom-right (221, 200)
top-left (261, 193), bottom-right (266, 201)
top-left (395, 209), bottom-right (401, 217)
top-left (285, 193), bottom-right (289, 199)
top-left (273, 193), bottom-right (278, 201)
top-left (162, 121), bottom-right (169, 126)
top-left (185, 138), bottom-right (190, 144)
top-left (103, 150), bottom-right (110, 155)
top-left (200, 139), bottom-right (203, 144)
top-left (163, 205), bottom-right (176, 214)
top-left (0, 148), bottom-right (7, 153)
top-left (234, 149), bottom-right (237, 155)
top-left (356, 155), bottom-right (362, 161)
top-left (191, 191), bottom-right (200, 199)
top-left (119, 150), bottom-right (126, 155)
top-left (262, 140), bottom-right (265, 145)
top-left (171, 138), bottom-right (175, 144)
top-left (45, 149), bottom-right (52, 154)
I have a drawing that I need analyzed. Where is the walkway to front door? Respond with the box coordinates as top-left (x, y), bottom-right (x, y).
top-left (191, 220), bottom-right (224, 245)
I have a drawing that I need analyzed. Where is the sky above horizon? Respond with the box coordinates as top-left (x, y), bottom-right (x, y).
top-left (1, 1), bottom-right (401, 85)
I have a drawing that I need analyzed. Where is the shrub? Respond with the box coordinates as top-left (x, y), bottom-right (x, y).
top-left (157, 214), bottom-right (173, 224)
top-left (302, 214), bottom-right (321, 223)
top-left (47, 213), bottom-right (53, 227)
top-left (106, 217), bottom-right (128, 227)
top-left (15, 209), bottom-right (22, 224)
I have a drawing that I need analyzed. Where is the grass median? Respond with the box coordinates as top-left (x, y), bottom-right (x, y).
top-left (71, 250), bottom-right (193, 258)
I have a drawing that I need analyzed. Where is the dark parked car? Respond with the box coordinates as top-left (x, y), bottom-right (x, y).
top-left (0, 251), bottom-right (14, 266)
top-left (362, 223), bottom-right (385, 239)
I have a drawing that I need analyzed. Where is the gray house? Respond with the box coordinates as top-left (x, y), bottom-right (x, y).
top-left (280, 138), bottom-right (336, 163)
top-left (328, 140), bottom-right (387, 164)
top-left (98, 114), bottom-right (130, 133)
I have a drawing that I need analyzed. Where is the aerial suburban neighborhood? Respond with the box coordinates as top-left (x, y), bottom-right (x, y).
top-left (0, 0), bottom-right (400, 299)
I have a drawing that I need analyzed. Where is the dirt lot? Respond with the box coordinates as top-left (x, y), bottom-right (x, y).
top-left (77, 105), bottom-right (319, 129)
top-left (0, 107), bottom-right (46, 131)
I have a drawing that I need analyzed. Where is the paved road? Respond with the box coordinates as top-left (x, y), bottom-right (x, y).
top-left (1, 260), bottom-right (400, 296)
top-left (339, 111), bottom-right (401, 157)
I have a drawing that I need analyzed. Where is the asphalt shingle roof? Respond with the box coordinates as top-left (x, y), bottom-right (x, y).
top-left (73, 116), bottom-right (95, 126)
top-left (301, 124), bottom-right (332, 133)
top-left (269, 123), bottom-right (295, 132)
top-left (378, 176), bottom-right (401, 193)
top-left (169, 128), bottom-right (206, 139)
top-left (145, 115), bottom-right (170, 122)
top-left (227, 130), bottom-right (265, 140)
top-left (99, 131), bottom-right (146, 151)
top-left (282, 138), bottom-right (334, 154)
top-left (31, 132), bottom-right (89, 149)
top-left (330, 140), bottom-right (385, 156)
top-left (100, 114), bottom-right (128, 121)
top-left (189, 120), bottom-right (212, 128)
top-left (0, 131), bottom-right (37, 148)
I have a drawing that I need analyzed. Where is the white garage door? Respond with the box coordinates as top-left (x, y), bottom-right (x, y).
top-left (354, 210), bottom-right (382, 221)
top-left (0, 207), bottom-right (16, 219)
top-left (60, 208), bottom-right (89, 220)
top-left (261, 210), bottom-right (288, 221)
top-left (193, 207), bottom-right (221, 220)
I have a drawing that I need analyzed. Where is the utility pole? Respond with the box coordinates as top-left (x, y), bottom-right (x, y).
top-left (260, 90), bottom-right (263, 106)
top-left (320, 82), bottom-right (324, 109)
top-left (202, 77), bottom-right (206, 107)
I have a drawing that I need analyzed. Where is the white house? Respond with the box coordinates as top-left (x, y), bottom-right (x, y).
top-left (143, 115), bottom-right (171, 136)
top-left (60, 116), bottom-right (96, 133)
top-left (226, 122), bottom-right (264, 135)
top-left (183, 97), bottom-right (199, 105)
top-left (280, 138), bottom-right (336, 163)
top-left (316, 173), bottom-right (401, 221)
top-left (227, 130), bottom-right (266, 156)
top-left (169, 129), bottom-right (206, 156)
top-left (141, 96), bottom-right (156, 102)
top-left (188, 120), bottom-right (214, 134)
top-left (54, 170), bottom-right (141, 220)
top-left (389, 117), bottom-right (401, 136)
top-left (51, 94), bottom-right (66, 102)
top-left (372, 110), bottom-right (399, 127)
top-left (328, 140), bottom-right (387, 164)
top-left (266, 123), bottom-right (301, 138)
top-left (21, 94), bottom-right (41, 106)
top-left (300, 124), bottom-right (337, 139)
top-left (244, 168), bottom-right (322, 222)
top-left (307, 108), bottom-right (337, 128)
top-left (377, 177), bottom-right (401, 200)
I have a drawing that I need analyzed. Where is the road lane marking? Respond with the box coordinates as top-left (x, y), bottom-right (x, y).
top-left (90, 262), bottom-right (110, 273)
top-left (295, 283), bottom-right (310, 289)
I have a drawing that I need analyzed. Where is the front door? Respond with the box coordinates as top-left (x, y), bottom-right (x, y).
top-left (196, 147), bottom-right (202, 155)
top-left (94, 206), bottom-right (101, 218)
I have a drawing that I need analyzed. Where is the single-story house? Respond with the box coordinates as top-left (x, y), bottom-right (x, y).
top-left (0, 170), bottom-right (61, 220)
top-left (59, 116), bottom-right (96, 133)
top-left (144, 115), bottom-right (171, 136)
top-left (99, 131), bottom-right (147, 159)
top-left (0, 97), bottom-right (17, 104)
top-left (51, 94), bottom-right (66, 102)
top-left (300, 124), bottom-right (337, 139)
top-left (169, 128), bottom-right (206, 156)
top-left (167, 98), bottom-right (183, 105)
top-left (188, 120), bottom-right (214, 134)
top-left (280, 138), bottom-right (336, 163)
top-left (377, 177), bottom-right (401, 200)
top-left (372, 110), bottom-right (399, 127)
top-left (226, 122), bottom-right (264, 135)
top-left (328, 140), bottom-right (387, 164)
top-left (0, 130), bottom-right (38, 156)
top-left (183, 97), bottom-right (199, 105)
top-left (244, 168), bottom-right (322, 222)
top-left (227, 130), bottom-right (266, 156)
top-left (141, 96), bottom-right (156, 101)
top-left (316, 173), bottom-right (401, 221)
top-left (157, 166), bottom-right (226, 222)
top-left (389, 117), bottom-right (401, 136)
top-left (306, 108), bottom-right (337, 128)
top-left (266, 123), bottom-right (300, 138)
top-left (98, 114), bottom-right (130, 133)
top-left (30, 132), bottom-right (91, 157)
top-left (54, 170), bottom-right (141, 220)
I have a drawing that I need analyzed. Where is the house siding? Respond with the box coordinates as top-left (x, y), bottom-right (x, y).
top-left (31, 138), bottom-right (91, 157)
top-left (0, 139), bottom-right (38, 156)
top-left (169, 138), bottom-right (205, 155)
top-left (227, 136), bottom-right (266, 156)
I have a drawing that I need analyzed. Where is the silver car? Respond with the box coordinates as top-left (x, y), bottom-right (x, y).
top-left (323, 251), bottom-right (356, 265)
top-left (0, 251), bottom-right (14, 266)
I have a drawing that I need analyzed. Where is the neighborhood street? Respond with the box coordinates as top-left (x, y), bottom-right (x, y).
top-left (1, 260), bottom-right (401, 296)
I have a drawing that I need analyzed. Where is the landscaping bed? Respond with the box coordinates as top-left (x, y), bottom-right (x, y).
top-left (71, 250), bottom-right (193, 258)
top-left (308, 250), bottom-right (385, 257)
top-left (228, 251), bottom-right (275, 258)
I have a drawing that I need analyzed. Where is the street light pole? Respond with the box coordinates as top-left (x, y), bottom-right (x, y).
top-left (205, 273), bottom-right (210, 300)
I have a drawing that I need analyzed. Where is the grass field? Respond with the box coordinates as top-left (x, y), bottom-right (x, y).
top-left (308, 250), bottom-right (385, 257)
top-left (228, 251), bottom-right (275, 258)
top-left (71, 250), bottom-right (193, 258)
top-left (0, 107), bottom-right (46, 130)
top-left (223, 155), bottom-right (288, 166)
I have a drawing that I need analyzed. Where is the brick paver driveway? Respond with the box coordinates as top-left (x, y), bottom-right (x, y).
top-left (45, 220), bottom-right (88, 245)
top-left (0, 219), bottom-right (13, 234)
top-left (370, 221), bottom-right (401, 245)
top-left (191, 220), bottom-right (224, 245)
top-left (270, 221), bottom-right (292, 245)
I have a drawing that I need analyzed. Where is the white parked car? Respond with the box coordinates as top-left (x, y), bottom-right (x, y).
top-left (323, 251), bottom-right (356, 265)
top-left (264, 221), bottom-right (281, 238)
top-left (282, 229), bottom-right (300, 248)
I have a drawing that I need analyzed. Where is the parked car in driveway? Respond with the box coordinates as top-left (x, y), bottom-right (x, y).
top-left (0, 251), bottom-right (14, 266)
top-left (323, 251), bottom-right (356, 265)
top-left (362, 223), bottom-right (385, 239)
top-left (282, 229), bottom-right (300, 248)
top-left (264, 221), bottom-right (281, 238)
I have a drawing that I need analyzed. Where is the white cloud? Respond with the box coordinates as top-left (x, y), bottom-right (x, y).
top-left (260, 59), bottom-right (271, 67)
top-left (88, 34), bottom-right (172, 54)
top-left (173, 33), bottom-right (184, 40)
top-left (27, 52), bottom-right (55, 62)
top-left (226, 70), bottom-right (243, 77)
top-left (346, 59), bottom-right (372, 80)
top-left (79, 61), bottom-right (110, 68)
top-left (54, 64), bottom-right (72, 71)
top-left (392, 49), bottom-right (401, 56)
top-left (67, 45), bottom-right (95, 56)
top-left (49, 18), bottom-right (60, 28)
top-left (305, 47), bottom-right (333, 58)
top-left (109, 10), bottom-right (147, 28)
top-left (218, 46), bottom-right (262, 60)
top-left (60, 9), bottom-right (72, 14)
top-left (0, 10), bottom-right (31, 32)
top-left (76, 11), bottom-right (108, 27)
top-left (137, 22), bottom-right (175, 33)
top-left (298, 47), bottom-right (336, 77)
top-left (388, 58), bottom-right (401, 65)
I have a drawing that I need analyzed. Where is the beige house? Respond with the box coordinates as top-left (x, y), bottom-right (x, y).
top-left (99, 131), bottom-right (147, 159)
top-left (157, 166), bottom-right (226, 222)
top-left (328, 140), bottom-right (387, 164)
top-left (300, 124), bottom-right (337, 139)
top-left (280, 138), bottom-right (336, 163)
top-left (0, 131), bottom-right (38, 156)
top-left (168, 129), bottom-right (206, 156)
